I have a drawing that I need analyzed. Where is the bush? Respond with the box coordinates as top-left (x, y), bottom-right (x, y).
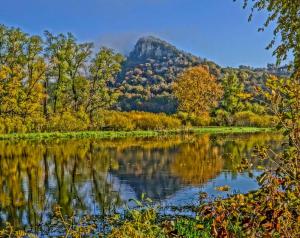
top-left (131, 112), bottom-right (182, 130)
top-left (176, 112), bottom-right (211, 127)
top-left (213, 109), bottom-right (233, 126)
top-left (100, 110), bottom-right (135, 131)
top-left (0, 117), bottom-right (28, 134)
top-left (0, 111), bottom-right (182, 134)
top-left (23, 115), bottom-right (47, 132)
top-left (99, 111), bottom-right (182, 131)
top-left (108, 208), bottom-right (165, 238)
top-left (47, 111), bottom-right (90, 132)
top-left (233, 111), bottom-right (276, 127)
top-left (244, 102), bottom-right (266, 115)
top-left (0, 116), bottom-right (46, 134)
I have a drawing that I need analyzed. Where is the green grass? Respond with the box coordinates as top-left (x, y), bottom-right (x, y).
top-left (191, 126), bottom-right (274, 134)
top-left (0, 127), bottom-right (274, 141)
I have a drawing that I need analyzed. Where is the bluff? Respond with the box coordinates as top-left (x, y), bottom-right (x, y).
top-left (115, 36), bottom-right (289, 113)
top-left (115, 36), bottom-right (202, 113)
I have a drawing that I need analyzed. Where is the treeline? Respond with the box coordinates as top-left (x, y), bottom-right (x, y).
top-left (0, 25), bottom-right (276, 133)
top-left (173, 66), bottom-right (277, 128)
top-left (0, 25), bottom-right (125, 133)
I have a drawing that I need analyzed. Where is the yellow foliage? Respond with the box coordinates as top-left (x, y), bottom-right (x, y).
top-left (233, 111), bottom-right (277, 127)
top-left (47, 110), bottom-right (90, 132)
top-left (173, 66), bottom-right (223, 116)
top-left (100, 111), bottom-right (182, 131)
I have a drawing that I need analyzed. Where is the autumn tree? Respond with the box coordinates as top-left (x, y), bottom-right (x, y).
top-left (0, 26), bottom-right (45, 126)
top-left (20, 35), bottom-right (46, 122)
top-left (0, 26), bottom-right (27, 117)
top-left (64, 39), bottom-right (92, 112)
top-left (173, 66), bottom-right (223, 116)
top-left (0, 26), bottom-right (128, 132)
top-left (44, 31), bottom-right (69, 114)
top-left (86, 47), bottom-right (124, 123)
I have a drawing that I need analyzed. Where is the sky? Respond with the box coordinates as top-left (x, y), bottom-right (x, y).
top-left (0, 0), bottom-right (277, 67)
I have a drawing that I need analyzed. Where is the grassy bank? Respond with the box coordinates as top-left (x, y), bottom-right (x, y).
top-left (0, 127), bottom-right (274, 141)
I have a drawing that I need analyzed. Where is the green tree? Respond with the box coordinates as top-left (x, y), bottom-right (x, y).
top-left (45, 32), bottom-right (83, 114)
top-left (242, 0), bottom-right (300, 171)
top-left (221, 72), bottom-right (250, 114)
top-left (64, 40), bottom-right (92, 112)
top-left (44, 31), bottom-right (70, 114)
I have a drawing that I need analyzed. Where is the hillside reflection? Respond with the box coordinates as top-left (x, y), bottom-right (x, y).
top-left (0, 133), bottom-right (282, 228)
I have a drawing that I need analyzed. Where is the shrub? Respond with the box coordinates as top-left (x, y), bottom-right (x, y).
top-left (0, 116), bottom-right (28, 134)
top-left (213, 109), bottom-right (233, 126)
top-left (99, 111), bottom-right (182, 131)
top-left (0, 111), bottom-right (183, 134)
top-left (108, 208), bottom-right (165, 238)
top-left (23, 115), bottom-right (46, 133)
top-left (100, 110), bottom-right (135, 131)
top-left (131, 112), bottom-right (182, 130)
top-left (233, 111), bottom-right (276, 127)
top-left (244, 102), bottom-right (266, 115)
top-left (47, 111), bottom-right (90, 132)
top-left (176, 112), bottom-right (211, 127)
top-left (108, 195), bottom-right (166, 238)
top-left (189, 113), bottom-right (211, 126)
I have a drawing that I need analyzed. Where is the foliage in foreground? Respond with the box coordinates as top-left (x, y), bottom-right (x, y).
top-left (2, 184), bottom-right (298, 237)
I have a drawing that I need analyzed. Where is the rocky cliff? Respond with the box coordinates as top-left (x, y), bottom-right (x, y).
top-left (116, 36), bottom-right (202, 113)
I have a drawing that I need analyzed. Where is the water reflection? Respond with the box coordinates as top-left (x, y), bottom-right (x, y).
top-left (0, 133), bottom-right (282, 228)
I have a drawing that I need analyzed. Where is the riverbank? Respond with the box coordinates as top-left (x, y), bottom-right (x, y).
top-left (0, 127), bottom-right (274, 141)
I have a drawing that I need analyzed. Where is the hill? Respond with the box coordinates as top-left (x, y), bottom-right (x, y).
top-left (115, 36), bottom-right (203, 113)
top-left (115, 36), bottom-right (290, 113)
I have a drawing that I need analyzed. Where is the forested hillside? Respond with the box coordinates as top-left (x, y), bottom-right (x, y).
top-left (115, 36), bottom-right (202, 113)
top-left (115, 36), bottom-right (289, 113)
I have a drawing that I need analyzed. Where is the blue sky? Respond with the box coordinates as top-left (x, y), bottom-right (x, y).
top-left (0, 0), bottom-right (276, 67)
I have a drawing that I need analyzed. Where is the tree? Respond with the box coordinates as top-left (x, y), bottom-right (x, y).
top-left (45, 32), bottom-right (91, 114)
top-left (64, 40), bottom-right (92, 112)
top-left (0, 26), bottom-right (27, 117)
top-left (221, 72), bottom-right (250, 114)
top-left (173, 66), bottom-right (223, 116)
top-left (86, 47), bottom-right (124, 123)
top-left (242, 0), bottom-right (300, 170)
top-left (0, 27), bottom-right (45, 120)
top-left (44, 31), bottom-right (71, 114)
top-left (20, 35), bottom-right (46, 121)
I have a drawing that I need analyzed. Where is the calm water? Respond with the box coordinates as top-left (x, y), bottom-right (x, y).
top-left (0, 133), bottom-right (282, 228)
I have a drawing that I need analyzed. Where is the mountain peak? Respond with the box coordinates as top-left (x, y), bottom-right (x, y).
top-left (117, 36), bottom-right (203, 113)
top-left (129, 36), bottom-right (201, 63)
top-left (136, 36), bottom-right (175, 49)
top-left (130, 36), bottom-right (176, 60)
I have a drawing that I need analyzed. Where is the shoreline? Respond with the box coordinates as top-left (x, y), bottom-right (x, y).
top-left (0, 127), bottom-right (275, 141)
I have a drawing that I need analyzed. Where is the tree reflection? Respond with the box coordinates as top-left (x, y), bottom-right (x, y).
top-left (170, 135), bottom-right (224, 185)
top-left (0, 134), bottom-right (282, 228)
